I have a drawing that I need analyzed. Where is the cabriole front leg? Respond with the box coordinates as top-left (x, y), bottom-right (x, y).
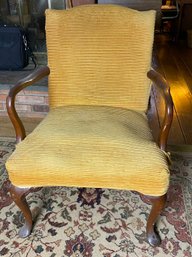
top-left (146, 194), bottom-right (167, 246)
top-left (9, 182), bottom-right (33, 237)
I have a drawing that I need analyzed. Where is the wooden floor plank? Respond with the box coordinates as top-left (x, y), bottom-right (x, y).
top-left (176, 45), bottom-right (192, 89)
top-left (153, 35), bottom-right (192, 145)
top-left (162, 49), bottom-right (192, 144)
top-left (152, 36), bottom-right (186, 145)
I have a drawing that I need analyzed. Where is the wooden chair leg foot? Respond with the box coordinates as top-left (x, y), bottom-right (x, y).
top-left (8, 181), bottom-right (33, 237)
top-left (19, 221), bottom-right (32, 238)
top-left (147, 227), bottom-right (161, 247)
top-left (146, 194), bottom-right (166, 247)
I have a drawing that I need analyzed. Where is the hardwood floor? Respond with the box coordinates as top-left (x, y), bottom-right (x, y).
top-left (148, 34), bottom-right (192, 145)
top-left (0, 34), bottom-right (192, 146)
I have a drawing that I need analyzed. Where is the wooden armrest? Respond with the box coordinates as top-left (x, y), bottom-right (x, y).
top-left (6, 66), bottom-right (50, 143)
top-left (147, 69), bottom-right (173, 151)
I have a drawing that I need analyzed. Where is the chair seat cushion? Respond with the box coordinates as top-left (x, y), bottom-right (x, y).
top-left (6, 105), bottom-right (169, 196)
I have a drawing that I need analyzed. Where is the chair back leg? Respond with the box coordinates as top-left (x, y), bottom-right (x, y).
top-left (146, 194), bottom-right (167, 246)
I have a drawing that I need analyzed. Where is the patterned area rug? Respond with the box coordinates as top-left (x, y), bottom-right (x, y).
top-left (0, 137), bottom-right (192, 257)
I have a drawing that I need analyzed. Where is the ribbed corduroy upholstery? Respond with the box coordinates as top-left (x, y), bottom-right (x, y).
top-left (6, 5), bottom-right (170, 198)
top-left (46, 5), bottom-right (155, 111)
top-left (6, 106), bottom-right (169, 196)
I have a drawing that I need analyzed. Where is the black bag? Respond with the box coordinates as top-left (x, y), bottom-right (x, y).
top-left (0, 25), bottom-right (36, 70)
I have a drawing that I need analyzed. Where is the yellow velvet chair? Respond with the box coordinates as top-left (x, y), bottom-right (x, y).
top-left (5, 5), bottom-right (173, 246)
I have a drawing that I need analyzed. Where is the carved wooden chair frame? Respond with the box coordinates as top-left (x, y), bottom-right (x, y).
top-left (6, 67), bottom-right (173, 246)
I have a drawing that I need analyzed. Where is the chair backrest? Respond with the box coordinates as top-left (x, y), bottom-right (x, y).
top-left (46, 5), bottom-right (155, 111)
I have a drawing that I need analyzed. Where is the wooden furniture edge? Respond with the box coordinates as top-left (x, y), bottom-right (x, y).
top-left (6, 66), bottom-right (50, 143)
top-left (147, 69), bottom-right (173, 151)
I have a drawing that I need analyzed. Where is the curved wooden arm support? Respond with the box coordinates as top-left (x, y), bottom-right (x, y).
top-left (147, 70), bottom-right (173, 151)
top-left (6, 66), bottom-right (50, 143)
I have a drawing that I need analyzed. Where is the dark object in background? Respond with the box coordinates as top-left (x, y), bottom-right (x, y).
top-left (0, 25), bottom-right (36, 70)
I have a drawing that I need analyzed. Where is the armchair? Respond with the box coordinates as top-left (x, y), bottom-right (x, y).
top-left (5, 5), bottom-right (173, 247)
